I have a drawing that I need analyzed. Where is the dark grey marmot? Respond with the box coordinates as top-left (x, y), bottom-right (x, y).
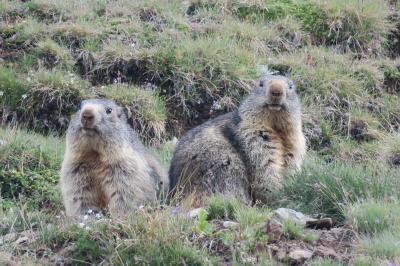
top-left (60, 99), bottom-right (168, 217)
top-left (169, 75), bottom-right (306, 205)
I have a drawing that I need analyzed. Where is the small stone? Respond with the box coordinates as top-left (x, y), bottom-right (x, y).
top-left (223, 221), bottom-right (239, 229)
top-left (273, 208), bottom-right (316, 226)
top-left (187, 208), bottom-right (207, 219)
top-left (15, 236), bottom-right (29, 245)
top-left (315, 245), bottom-right (338, 259)
top-left (265, 219), bottom-right (283, 243)
top-left (288, 249), bottom-right (313, 262)
top-left (276, 250), bottom-right (287, 261)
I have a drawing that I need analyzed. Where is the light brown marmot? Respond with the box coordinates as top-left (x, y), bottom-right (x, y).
top-left (169, 75), bottom-right (306, 205)
top-left (60, 99), bottom-right (168, 217)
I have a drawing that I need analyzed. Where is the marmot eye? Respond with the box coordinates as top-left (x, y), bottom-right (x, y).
top-left (106, 107), bottom-right (112, 114)
top-left (259, 80), bottom-right (264, 87)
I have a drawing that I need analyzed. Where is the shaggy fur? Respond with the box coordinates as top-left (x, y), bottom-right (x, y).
top-left (60, 99), bottom-right (168, 217)
top-left (169, 75), bottom-right (306, 205)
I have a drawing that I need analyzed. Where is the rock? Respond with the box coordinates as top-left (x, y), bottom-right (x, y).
top-left (265, 219), bottom-right (283, 243)
top-left (222, 221), bottom-right (239, 229)
top-left (15, 236), bottom-right (29, 245)
top-left (276, 249), bottom-right (286, 261)
top-left (187, 208), bottom-right (207, 219)
top-left (314, 245), bottom-right (339, 259)
top-left (273, 208), bottom-right (317, 226)
top-left (0, 139), bottom-right (6, 147)
top-left (0, 251), bottom-right (15, 266)
top-left (2, 233), bottom-right (17, 242)
top-left (288, 249), bottom-right (313, 262)
top-left (303, 114), bottom-right (325, 148)
top-left (14, 230), bottom-right (35, 245)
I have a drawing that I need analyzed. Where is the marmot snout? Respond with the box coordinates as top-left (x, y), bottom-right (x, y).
top-left (60, 99), bottom-right (168, 217)
top-left (169, 75), bottom-right (306, 205)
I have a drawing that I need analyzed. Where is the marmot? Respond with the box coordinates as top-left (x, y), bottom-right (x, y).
top-left (60, 99), bottom-right (168, 217)
top-left (169, 75), bottom-right (306, 204)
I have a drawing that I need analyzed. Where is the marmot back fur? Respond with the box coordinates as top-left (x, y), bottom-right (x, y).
top-left (169, 75), bottom-right (306, 204)
top-left (60, 99), bottom-right (168, 217)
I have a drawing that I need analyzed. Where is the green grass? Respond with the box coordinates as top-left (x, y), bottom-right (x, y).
top-left (282, 219), bottom-right (303, 239)
top-left (0, 128), bottom-right (63, 210)
top-left (36, 39), bottom-right (73, 69)
top-left (101, 84), bottom-right (167, 144)
top-left (206, 196), bottom-right (236, 220)
top-left (357, 231), bottom-right (400, 260)
top-left (345, 200), bottom-right (400, 235)
top-left (0, 66), bottom-right (27, 108)
top-left (280, 154), bottom-right (400, 221)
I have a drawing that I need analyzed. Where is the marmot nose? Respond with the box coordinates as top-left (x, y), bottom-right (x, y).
top-left (268, 81), bottom-right (285, 102)
top-left (270, 90), bottom-right (282, 97)
top-left (269, 87), bottom-right (284, 100)
top-left (81, 109), bottom-right (95, 127)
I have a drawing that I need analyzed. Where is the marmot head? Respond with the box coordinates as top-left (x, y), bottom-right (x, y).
top-left (239, 75), bottom-right (302, 128)
top-left (67, 99), bottom-right (134, 152)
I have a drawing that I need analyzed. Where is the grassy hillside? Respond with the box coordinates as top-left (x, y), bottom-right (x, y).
top-left (0, 0), bottom-right (399, 265)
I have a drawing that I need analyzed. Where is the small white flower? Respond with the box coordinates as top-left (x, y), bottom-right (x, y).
top-left (87, 208), bottom-right (93, 214)
top-left (79, 222), bottom-right (85, 228)
top-left (83, 215), bottom-right (89, 220)
top-left (85, 226), bottom-right (90, 230)
top-left (21, 94), bottom-right (27, 99)
top-left (95, 213), bottom-right (102, 220)
top-left (0, 91), bottom-right (3, 96)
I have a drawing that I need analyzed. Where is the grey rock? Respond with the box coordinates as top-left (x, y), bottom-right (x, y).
top-left (265, 219), bottom-right (283, 243)
top-left (288, 249), bottom-right (313, 262)
top-left (15, 236), bottom-right (29, 245)
top-left (223, 221), bottom-right (239, 229)
top-left (273, 208), bottom-right (316, 226)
